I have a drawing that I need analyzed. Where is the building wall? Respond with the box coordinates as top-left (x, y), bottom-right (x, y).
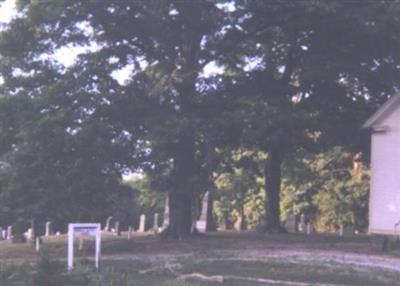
top-left (370, 107), bottom-right (400, 235)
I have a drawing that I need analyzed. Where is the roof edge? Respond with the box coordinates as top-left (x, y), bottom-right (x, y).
top-left (363, 93), bottom-right (400, 128)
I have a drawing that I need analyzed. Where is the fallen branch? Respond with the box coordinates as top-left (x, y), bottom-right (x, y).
top-left (139, 261), bottom-right (349, 286)
top-left (177, 273), bottom-right (224, 283)
top-left (178, 272), bottom-right (349, 286)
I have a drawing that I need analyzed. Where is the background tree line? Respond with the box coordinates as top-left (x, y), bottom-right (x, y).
top-left (0, 0), bottom-right (398, 238)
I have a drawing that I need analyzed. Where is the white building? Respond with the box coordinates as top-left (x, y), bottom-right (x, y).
top-left (364, 95), bottom-right (400, 235)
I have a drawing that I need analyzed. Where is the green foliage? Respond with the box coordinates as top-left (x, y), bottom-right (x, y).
top-left (282, 147), bottom-right (369, 231)
top-left (214, 150), bottom-right (265, 229)
top-left (121, 174), bottom-right (165, 229)
top-left (0, 0), bottom-right (398, 233)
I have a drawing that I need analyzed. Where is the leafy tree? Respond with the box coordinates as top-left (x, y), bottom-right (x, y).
top-left (282, 147), bottom-right (369, 231)
top-left (0, 0), bottom-right (230, 238)
top-left (218, 0), bottom-right (400, 231)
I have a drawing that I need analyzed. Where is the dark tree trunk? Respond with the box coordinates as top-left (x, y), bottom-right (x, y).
top-left (206, 191), bottom-right (216, 231)
top-left (161, 129), bottom-right (197, 239)
top-left (165, 191), bottom-right (193, 239)
top-left (263, 145), bottom-right (286, 232)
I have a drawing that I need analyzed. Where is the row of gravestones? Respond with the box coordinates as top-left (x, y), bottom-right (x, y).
top-left (103, 212), bottom-right (167, 236)
top-left (285, 214), bottom-right (355, 236)
top-left (0, 221), bottom-right (54, 242)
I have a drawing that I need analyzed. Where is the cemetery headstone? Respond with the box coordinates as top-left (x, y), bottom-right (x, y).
top-left (114, 221), bottom-right (121, 236)
top-left (196, 191), bottom-right (209, 233)
top-left (35, 237), bottom-right (41, 252)
top-left (2, 230), bottom-right (6, 240)
top-left (298, 213), bottom-right (306, 233)
top-left (45, 221), bottom-right (52, 236)
top-left (153, 213), bottom-right (159, 233)
top-left (139, 214), bottom-right (146, 232)
top-left (104, 216), bottom-right (113, 232)
top-left (7, 225), bottom-right (12, 240)
top-left (162, 196), bottom-right (170, 229)
top-left (26, 228), bottom-right (34, 242)
top-left (285, 214), bottom-right (297, 233)
top-left (28, 219), bottom-right (35, 243)
top-left (0, 227), bottom-right (3, 240)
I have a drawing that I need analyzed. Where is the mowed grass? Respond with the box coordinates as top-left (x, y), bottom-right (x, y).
top-left (0, 231), bottom-right (400, 285)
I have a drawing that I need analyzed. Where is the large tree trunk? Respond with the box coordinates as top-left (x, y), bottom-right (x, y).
top-left (161, 130), bottom-right (197, 239)
top-left (166, 191), bottom-right (193, 239)
top-left (206, 190), bottom-right (216, 231)
top-left (263, 145), bottom-right (286, 232)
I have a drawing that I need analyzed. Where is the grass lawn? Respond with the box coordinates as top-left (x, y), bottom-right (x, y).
top-left (0, 231), bottom-right (399, 285)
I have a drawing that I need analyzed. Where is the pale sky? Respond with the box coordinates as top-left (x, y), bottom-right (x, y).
top-left (0, 0), bottom-right (224, 83)
top-left (0, 0), bottom-right (16, 24)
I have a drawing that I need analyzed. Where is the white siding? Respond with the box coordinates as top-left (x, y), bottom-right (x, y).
top-left (370, 106), bottom-right (400, 235)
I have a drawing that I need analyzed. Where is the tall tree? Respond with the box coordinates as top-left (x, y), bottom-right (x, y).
top-left (219, 0), bottom-right (400, 231)
top-left (0, 0), bottom-right (229, 238)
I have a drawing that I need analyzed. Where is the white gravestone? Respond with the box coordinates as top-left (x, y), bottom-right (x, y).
top-left (139, 214), bottom-right (146, 232)
top-left (35, 237), bottom-right (40, 252)
top-left (6, 226), bottom-right (12, 240)
top-left (162, 195), bottom-right (170, 230)
top-left (298, 214), bottom-right (306, 233)
top-left (45, 222), bottom-right (52, 236)
top-left (104, 216), bottom-right (112, 232)
top-left (114, 221), bottom-right (120, 236)
top-left (153, 213), bottom-right (159, 232)
top-left (68, 223), bottom-right (101, 271)
top-left (196, 191), bottom-right (209, 233)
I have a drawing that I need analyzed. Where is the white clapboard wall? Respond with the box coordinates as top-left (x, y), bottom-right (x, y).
top-left (369, 100), bottom-right (400, 235)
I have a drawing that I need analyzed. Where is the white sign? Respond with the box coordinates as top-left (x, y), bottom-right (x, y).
top-left (68, 223), bottom-right (101, 271)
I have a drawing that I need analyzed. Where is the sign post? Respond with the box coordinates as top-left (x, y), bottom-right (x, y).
top-left (68, 223), bottom-right (101, 271)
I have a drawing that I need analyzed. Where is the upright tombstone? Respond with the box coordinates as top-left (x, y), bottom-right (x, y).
top-left (6, 225), bottom-right (12, 240)
top-left (298, 214), bottom-right (306, 233)
top-left (45, 221), bottom-right (52, 237)
top-left (104, 216), bottom-right (112, 232)
top-left (114, 221), bottom-right (121, 236)
top-left (162, 195), bottom-right (170, 229)
top-left (26, 228), bottom-right (34, 242)
top-left (29, 219), bottom-right (35, 243)
top-left (35, 237), bottom-right (41, 252)
top-left (2, 230), bottom-right (6, 240)
top-left (139, 214), bottom-right (146, 232)
top-left (196, 191), bottom-right (209, 233)
top-left (153, 213), bottom-right (159, 232)
top-left (0, 227), bottom-right (3, 240)
top-left (285, 214), bottom-right (297, 233)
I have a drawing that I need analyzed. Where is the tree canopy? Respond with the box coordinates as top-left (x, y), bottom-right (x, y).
top-left (0, 0), bottom-right (398, 238)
